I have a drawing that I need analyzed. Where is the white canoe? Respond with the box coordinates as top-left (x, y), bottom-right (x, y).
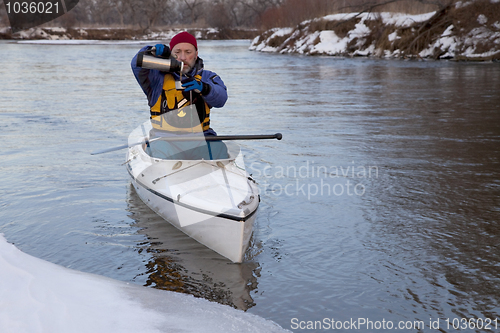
top-left (125, 123), bottom-right (259, 263)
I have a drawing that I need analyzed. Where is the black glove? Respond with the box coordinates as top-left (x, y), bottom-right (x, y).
top-left (153, 44), bottom-right (171, 58)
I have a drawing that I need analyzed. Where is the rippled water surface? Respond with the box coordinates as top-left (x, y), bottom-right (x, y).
top-left (1, 40), bottom-right (499, 331)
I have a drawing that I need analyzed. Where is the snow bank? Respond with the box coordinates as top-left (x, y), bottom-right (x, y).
top-left (17, 39), bottom-right (149, 45)
top-left (0, 234), bottom-right (289, 333)
top-left (249, 12), bottom-right (438, 56)
top-left (250, 2), bottom-right (500, 61)
top-left (14, 27), bottom-right (72, 40)
top-left (5, 26), bottom-right (254, 41)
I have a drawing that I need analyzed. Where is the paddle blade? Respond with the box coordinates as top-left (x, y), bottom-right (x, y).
top-left (91, 144), bottom-right (128, 155)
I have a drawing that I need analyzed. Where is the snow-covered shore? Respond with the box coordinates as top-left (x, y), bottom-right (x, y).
top-left (250, 0), bottom-right (500, 60)
top-left (0, 26), bottom-right (257, 41)
top-left (0, 234), bottom-right (289, 333)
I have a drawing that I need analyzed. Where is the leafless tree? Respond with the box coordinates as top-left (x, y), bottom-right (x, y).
top-left (239, 0), bottom-right (284, 26)
top-left (111, 0), bottom-right (135, 26)
top-left (181, 0), bottom-right (205, 24)
top-left (206, 0), bottom-right (233, 28)
top-left (132, 0), bottom-right (172, 30)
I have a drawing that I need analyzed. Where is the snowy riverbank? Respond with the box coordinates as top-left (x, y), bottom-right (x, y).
top-left (0, 234), bottom-right (289, 333)
top-left (250, 0), bottom-right (500, 61)
top-left (0, 26), bottom-right (257, 41)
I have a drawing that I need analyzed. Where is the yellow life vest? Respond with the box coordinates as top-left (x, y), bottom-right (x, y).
top-left (150, 74), bottom-right (210, 133)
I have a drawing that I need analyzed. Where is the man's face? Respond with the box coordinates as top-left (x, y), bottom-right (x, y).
top-left (172, 42), bottom-right (198, 74)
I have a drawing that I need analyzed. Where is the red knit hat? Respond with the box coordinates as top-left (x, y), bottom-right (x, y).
top-left (170, 32), bottom-right (198, 50)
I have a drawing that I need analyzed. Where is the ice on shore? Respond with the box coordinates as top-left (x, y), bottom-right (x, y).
top-left (0, 234), bottom-right (289, 333)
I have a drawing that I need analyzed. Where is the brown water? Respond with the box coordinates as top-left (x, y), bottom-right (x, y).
top-left (0, 40), bottom-right (499, 332)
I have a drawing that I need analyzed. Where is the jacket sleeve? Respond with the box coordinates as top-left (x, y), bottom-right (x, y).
top-left (201, 70), bottom-right (228, 108)
top-left (131, 46), bottom-right (164, 107)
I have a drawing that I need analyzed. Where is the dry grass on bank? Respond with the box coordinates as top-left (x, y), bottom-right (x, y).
top-left (396, 1), bottom-right (500, 59)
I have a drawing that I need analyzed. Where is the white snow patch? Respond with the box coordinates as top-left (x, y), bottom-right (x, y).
top-left (77, 28), bottom-right (88, 36)
top-left (249, 27), bottom-right (294, 52)
top-left (478, 14), bottom-right (488, 25)
top-left (455, 1), bottom-right (474, 8)
top-left (388, 31), bottom-right (399, 42)
top-left (296, 31), bottom-right (319, 54)
top-left (321, 13), bottom-right (359, 22)
top-left (273, 27), bottom-right (294, 37)
top-left (354, 44), bottom-right (376, 56)
top-left (0, 234), bottom-right (289, 333)
top-left (419, 24), bottom-right (457, 58)
top-left (351, 20), bottom-right (371, 38)
top-left (12, 27), bottom-right (71, 40)
top-left (45, 27), bottom-right (67, 33)
top-left (312, 31), bottom-right (344, 55)
top-left (147, 30), bottom-right (178, 40)
top-left (380, 11), bottom-right (436, 27)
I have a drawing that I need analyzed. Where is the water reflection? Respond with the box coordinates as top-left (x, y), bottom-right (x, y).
top-left (125, 184), bottom-right (259, 310)
top-left (352, 61), bottom-right (500, 322)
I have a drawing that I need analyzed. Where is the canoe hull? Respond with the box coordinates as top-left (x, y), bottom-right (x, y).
top-left (130, 176), bottom-right (256, 263)
top-left (125, 124), bottom-right (259, 263)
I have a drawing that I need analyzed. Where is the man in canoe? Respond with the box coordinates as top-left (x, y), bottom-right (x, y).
top-left (131, 31), bottom-right (228, 160)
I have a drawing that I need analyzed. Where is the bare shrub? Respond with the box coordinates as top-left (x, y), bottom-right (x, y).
top-left (396, 4), bottom-right (453, 56)
top-left (393, 0), bottom-right (500, 58)
top-left (364, 15), bottom-right (396, 51)
top-left (267, 34), bottom-right (289, 47)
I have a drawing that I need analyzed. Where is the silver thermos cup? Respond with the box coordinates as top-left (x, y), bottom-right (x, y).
top-left (136, 52), bottom-right (184, 73)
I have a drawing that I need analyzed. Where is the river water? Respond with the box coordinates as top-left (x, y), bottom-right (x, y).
top-left (1, 40), bottom-right (499, 332)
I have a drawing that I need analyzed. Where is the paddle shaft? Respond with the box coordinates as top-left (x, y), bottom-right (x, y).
top-left (91, 133), bottom-right (282, 155)
top-left (156, 133), bottom-right (283, 142)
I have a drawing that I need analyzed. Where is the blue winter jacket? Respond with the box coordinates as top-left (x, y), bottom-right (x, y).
top-left (131, 46), bottom-right (227, 109)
